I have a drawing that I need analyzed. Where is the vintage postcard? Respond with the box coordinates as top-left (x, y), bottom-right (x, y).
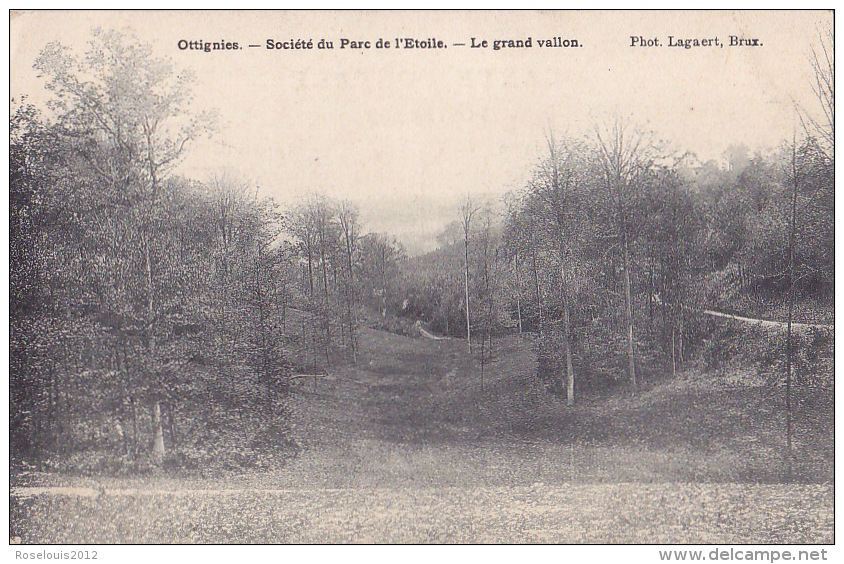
top-left (8, 9), bottom-right (834, 552)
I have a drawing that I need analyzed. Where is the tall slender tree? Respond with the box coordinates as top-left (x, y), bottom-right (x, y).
top-left (460, 197), bottom-right (480, 353)
top-left (595, 119), bottom-right (650, 391)
top-left (338, 201), bottom-right (360, 363)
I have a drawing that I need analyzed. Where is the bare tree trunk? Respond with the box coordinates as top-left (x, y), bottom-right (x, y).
top-left (532, 248), bottom-right (543, 337)
top-left (342, 228), bottom-right (357, 364)
top-left (564, 298), bottom-right (574, 406)
top-left (785, 139), bottom-right (799, 479)
top-left (678, 313), bottom-right (684, 369)
top-left (35, 417), bottom-right (43, 472)
top-left (480, 331), bottom-right (485, 391)
top-left (320, 246), bottom-right (331, 346)
top-left (649, 269), bottom-right (654, 321)
top-left (487, 293), bottom-right (495, 354)
top-left (671, 327), bottom-right (676, 378)
top-left (559, 232), bottom-right (575, 405)
top-left (464, 234), bottom-right (471, 353)
top-left (334, 264), bottom-right (345, 348)
top-left (595, 118), bottom-right (645, 393)
top-left (144, 240), bottom-right (165, 462)
top-left (622, 237), bottom-right (636, 390)
top-left (281, 283), bottom-right (287, 334)
top-left (306, 242), bottom-right (314, 300)
top-left (514, 254), bottom-right (523, 336)
top-left (346, 288), bottom-right (356, 362)
top-left (301, 315), bottom-right (308, 366)
top-left (151, 400), bottom-right (165, 465)
top-left (381, 247), bottom-right (388, 318)
top-left (166, 402), bottom-right (178, 450)
top-left (130, 398), bottom-right (139, 456)
top-left (46, 362), bottom-right (54, 446)
top-left (461, 198), bottom-right (478, 353)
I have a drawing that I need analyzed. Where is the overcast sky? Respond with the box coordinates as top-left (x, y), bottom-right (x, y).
top-left (10, 10), bottom-right (832, 254)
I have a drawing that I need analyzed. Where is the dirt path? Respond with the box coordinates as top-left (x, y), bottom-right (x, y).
top-left (652, 295), bottom-right (833, 331)
top-left (415, 319), bottom-right (447, 340)
top-left (701, 308), bottom-right (833, 331)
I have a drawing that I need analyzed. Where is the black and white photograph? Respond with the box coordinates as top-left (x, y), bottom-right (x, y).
top-left (7, 9), bottom-right (835, 549)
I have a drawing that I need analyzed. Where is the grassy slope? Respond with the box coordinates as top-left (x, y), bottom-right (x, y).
top-left (10, 326), bottom-right (834, 543)
top-left (287, 328), bottom-right (832, 486)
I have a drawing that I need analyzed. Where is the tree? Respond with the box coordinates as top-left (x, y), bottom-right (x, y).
top-left (285, 196), bottom-right (335, 366)
top-left (460, 197), bottom-right (480, 352)
top-left (524, 135), bottom-right (592, 405)
top-left (546, 136), bottom-right (578, 405)
top-left (800, 24), bottom-right (833, 161)
top-left (358, 233), bottom-right (405, 318)
top-left (781, 23), bottom-right (834, 471)
top-left (33, 28), bottom-right (214, 464)
top-left (595, 118), bottom-right (652, 390)
top-left (338, 201), bottom-right (360, 363)
top-left (783, 136), bottom-right (801, 477)
top-left (474, 206), bottom-right (501, 390)
top-left (312, 197), bottom-right (334, 363)
top-left (502, 195), bottom-right (526, 336)
top-left (9, 101), bottom-right (62, 317)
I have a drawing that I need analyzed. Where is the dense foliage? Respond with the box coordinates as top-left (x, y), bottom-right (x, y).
top-left (400, 130), bottom-right (833, 402)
